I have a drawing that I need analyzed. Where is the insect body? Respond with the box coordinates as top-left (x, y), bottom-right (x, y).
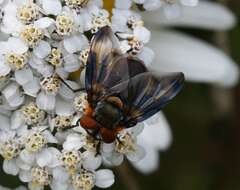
top-left (77, 26), bottom-right (184, 143)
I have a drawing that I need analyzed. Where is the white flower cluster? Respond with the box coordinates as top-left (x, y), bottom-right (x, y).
top-left (0, 99), bottom-right (145, 190)
top-left (115, 0), bottom-right (198, 18)
top-left (0, 0), bottom-right (154, 190)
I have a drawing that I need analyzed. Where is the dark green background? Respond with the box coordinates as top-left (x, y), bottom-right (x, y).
top-left (1, 0), bottom-right (240, 189)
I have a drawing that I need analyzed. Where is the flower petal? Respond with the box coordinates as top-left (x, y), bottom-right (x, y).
top-left (19, 150), bottom-right (35, 165)
top-left (55, 97), bottom-right (74, 116)
top-left (16, 157), bottom-right (31, 171)
top-left (3, 159), bottom-right (19, 176)
top-left (36, 91), bottom-right (56, 111)
top-left (0, 113), bottom-right (10, 131)
top-left (34, 17), bottom-right (55, 29)
top-left (8, 37), bottom-right (28, 54)
top-left (143, 1), bottom-right (236, 31)
top-left (131, 142), bottom-right (160, 174)
top-left (95, 169), bottom-right (115, 188)
top-left (149, 29), bottom-right (239, 87)
top-left (83, 152), bottom-right (102, 170)
top-left (163, 4), bottom-right (181, 19)
top-left (33, 41), bottom-right (51, 59)
top-left (36, 148), bottom-right (53, 167)
top-left (63, 133), bottom-right (85, 151)
top-left (143, 112), bottom-right (172, 150)
top-left (137, 47), bottom-right (154, 66)
top-left (42, 0), bottom-right (62, 16)
top-left (127, 145), bottom-right (146, 162)
top-left (19, 170), bottom-right (32, 182)
top-left (52, 167), bottom-right (69, 182)
top-left (11, 111), bottom-right (24, 130)
top-left (180, 0), bottom-right (198, 7)
top-left (15, 68), bottom-right (33, 85)
top-left (63, 35), bottom-right (88, 53)
top-left (58, 81), bottom-right (78, 100)
top-left (0, 60), bottom-right (11, 76)
top-left (115, 0), bottom-right (132, 9)
top-left (22, 77), bottom-right (41, 97)
top-left (63, 54), bottom-right (80, 73)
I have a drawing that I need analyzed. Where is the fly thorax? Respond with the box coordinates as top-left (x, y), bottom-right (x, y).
top-left (94, 101), bottom-right (122, 129)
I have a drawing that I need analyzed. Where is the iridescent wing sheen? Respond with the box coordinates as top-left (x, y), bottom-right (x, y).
top-left (109, 72), bottom-right (185, 128)
top-left (86, 26), bottom-right (147, 107)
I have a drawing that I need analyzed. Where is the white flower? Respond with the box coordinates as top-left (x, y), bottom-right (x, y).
top-left (144, 0), bottom-right (236, 31)
top-left (160, 0), bottom-right (199, 18)
top-left (0, 37), bottom-right (29, 79)
top-left (36, 76), bottom-right (80, 111)
top-left (102, 125), bottom-right (145, 166)
top-left (62, 132), bottom-right (102, 171)
top-left (72, 169), bottom-right (115, 190)
top-left (112, 9), bottom-right (154, 62)
top-left (142, 0), bottom-right (239, 87)
top-left (127, 0), bottom-right (239, 175)
top-left (0, 0), bottom-right (237, 188)
top-left (2, 82), bottom-right (25, 108)
top-left (115, 0), bottom-right (198, 18)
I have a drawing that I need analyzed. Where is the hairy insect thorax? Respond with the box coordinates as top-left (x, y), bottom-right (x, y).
top-left (94, 101), bottom-right (123, 129)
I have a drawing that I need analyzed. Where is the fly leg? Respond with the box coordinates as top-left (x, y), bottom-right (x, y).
top-left (95, 141), bottom-right (101, 157)
top-left (59, 77), bottom-right (85, 93)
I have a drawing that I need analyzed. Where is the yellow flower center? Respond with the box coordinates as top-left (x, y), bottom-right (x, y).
top-left (79, 48), bottom-right (90, 66)
top-left (128, 38), bottom-right (144, 56)
top-left (17, 3), bottom-right (39, 24)
top-left (21, 102), bottom-right (45, 125)
top-left (73, 93), bottom-right (88, 112)
top-left (61, 150), bottom-right (81, 174)
top-left (115, 132), bottom-right (136, 154)
top-left (0, 140), bottom-right (21, 160)
top-left (65, 0), bottom-right (90, 9)
top-left (91, 11), bottom-right (110, 33)
top-left (72, 170), bottom-right (95, 190)
top-left (56, 15), bottom-right (74, 36)
top-left (20, 25), bottom-right (44, 47)
top-left (40, 75), bottom-right (61, 95)
top-left (54, 115), bottom-right (73, 129)
top-left (25, 132), bottom-right (47, 153)
top-left (31, 167), bottom-right (51, 187)
top-left (48, 48), bottom-right (63, 67)
top-left (5, 53), bottom-right (27, 70)
top-left (127, 15), bottom-right (144, 29)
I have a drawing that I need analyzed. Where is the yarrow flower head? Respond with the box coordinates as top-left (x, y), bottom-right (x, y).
top-left (0, 0), bottom-right (193, 189)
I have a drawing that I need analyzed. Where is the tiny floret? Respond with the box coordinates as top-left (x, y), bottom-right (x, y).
top-left (40, 75), bottom-right (61, 95)
top-left (20, 25), bottom-right (44, 47)
top-left (74, 93), bottom-right (88, 112)
top-left (0, 140), bottom-right (21, 160)
top-left (5, 53), bottom-right (28, 71)
top-left (115, 132), bottom-right (136, 154)
top-left (61, 150), bottom-right (82, 174)
top-left (65, 0), bottom-right (90, 9)
top-left (21, 102), bottom-right (45, 125)
top-left (56, 15), bottom-right (74, 36)
top-left (47, 48), bottom-right (63, 67)
top-left (17, 3), bottom-right (39, 24)
top-left (72, 170), bottom-right (95, 190)
top-left (53, 115), bottom-right (73, 129)
top-left (31, 167), bottom-right (51, 187)
top-left (25, 132), bottom-right (47, 153)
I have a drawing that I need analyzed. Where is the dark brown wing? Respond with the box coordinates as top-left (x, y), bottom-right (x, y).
top-left (86, 26), bottom-right (147, 107)
top-left (108, 72), bottom-right (185, 128)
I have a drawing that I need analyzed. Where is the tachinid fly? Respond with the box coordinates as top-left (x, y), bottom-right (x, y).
top-left (68, 26), bottom-right (185, 143)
